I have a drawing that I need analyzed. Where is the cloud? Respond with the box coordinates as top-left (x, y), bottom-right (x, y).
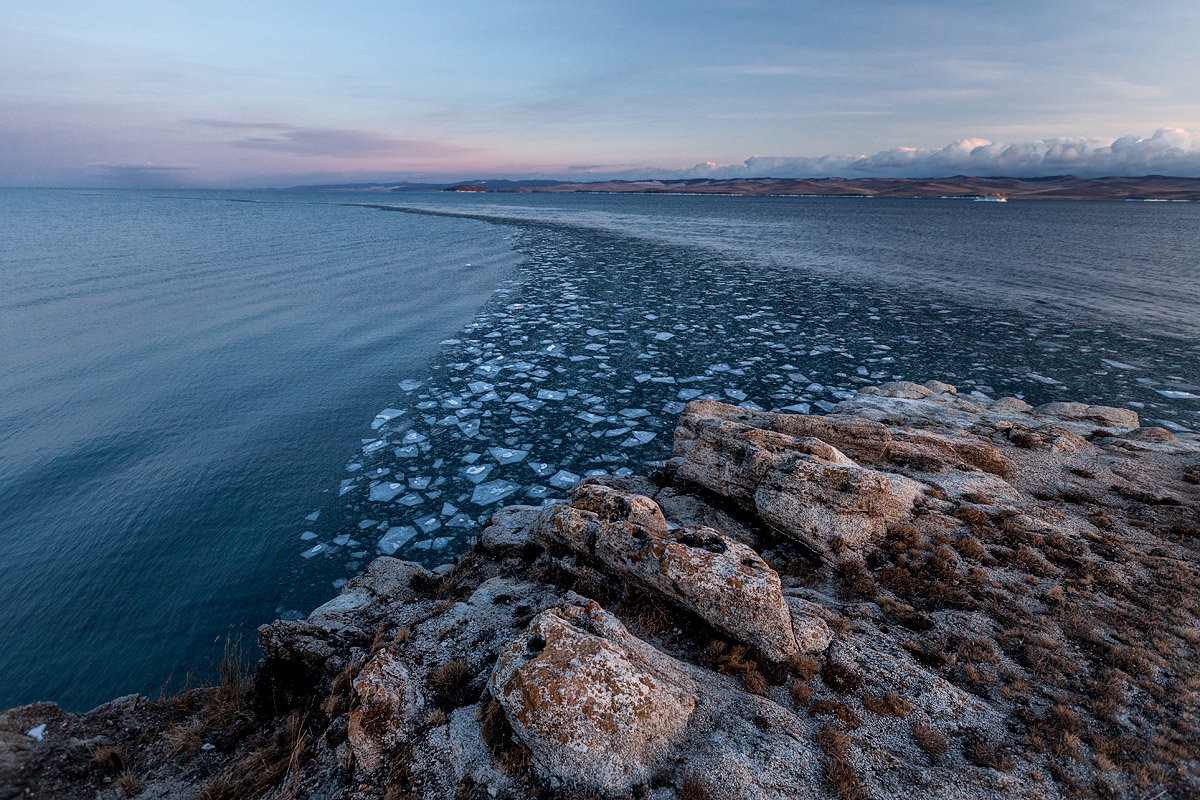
top-left (187, 120), bottom-right (476, 159)
top-left (86, 163), bottom-right (194, 188)
top-left (670, 128), bottom-right (1200, 179)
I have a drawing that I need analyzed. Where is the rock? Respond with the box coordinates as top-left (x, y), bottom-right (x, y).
top-left (785, 597), bottom-right (833, 653)
top-left (348, 649), bottom-right (425, 773)
top-left (1035, 401), bottom-right (1139, 430)
top-left (479, 505), bottom-right (541, 553)
top-left (991, 396), bottom-right (1032, 414)
top-left (308, 558), bottom-right (431, 633)
top-left (754, 459), bottom-right (925, 555)
top-left (540, 487), bottom-right (802, 660)
top-left (674, 398), bottom-right (893, 463)
top-left (923, 380), bottom-right (957, 395)
top-left (488, 600), bottom-right (696, 794)
top-left (673, 402), bottom-right (924, 554)
top-left (875, 381), bottom-right (935, 399)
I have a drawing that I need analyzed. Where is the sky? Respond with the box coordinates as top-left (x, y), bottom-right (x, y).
top-left (3, 1), bottom-right (1200, 187)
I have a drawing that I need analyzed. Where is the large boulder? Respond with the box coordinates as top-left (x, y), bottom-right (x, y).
top-left (672, 406), bottom-right (923, 554)
top-left (348, 649), bottom-right (426, 773)
top-left (1035, 401), bottom-right (1139, 430)
top-left (540, 485), bottom-right (806, 660)
top-left (488, 600), bottom-right (696, 794)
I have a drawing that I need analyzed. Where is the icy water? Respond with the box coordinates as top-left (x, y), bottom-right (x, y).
top-left (2, 190), bottom-right (1198, 711)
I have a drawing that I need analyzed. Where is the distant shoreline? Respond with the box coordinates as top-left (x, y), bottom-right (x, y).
top-left (290, 174), bottom-right (1200, 201)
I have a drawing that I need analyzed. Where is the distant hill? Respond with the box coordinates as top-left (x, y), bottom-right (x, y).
top-left (290, 175), bottom-right (1200, 200)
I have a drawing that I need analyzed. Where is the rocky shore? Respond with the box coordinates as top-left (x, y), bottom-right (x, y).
top-left (4, 382), bottom-right (1198, 800)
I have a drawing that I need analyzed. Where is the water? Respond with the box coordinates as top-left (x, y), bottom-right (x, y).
top-left (1, 189), bottom-right (1197, 711)
top-left (0, 189), bottom-right (519, 710)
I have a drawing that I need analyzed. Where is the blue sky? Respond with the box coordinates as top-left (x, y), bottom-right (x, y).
top-left (3, 1), bottom-right (1200, 186)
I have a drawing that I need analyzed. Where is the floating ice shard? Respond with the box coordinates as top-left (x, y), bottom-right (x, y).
top-left (575, 411), bottom-right (605, 424)
top-left (662, 401), bottom-right (686, 415)
top-left (488, 446), bottom-right (529, 464)
top-left (300, 531), bottom-right (317, 541)
top-left (371, 409), bottom-right (405, 430)
top-left (1156, 389), bottom-right (1200, 399)
top-left (399, 379), bottom-right (424, 392)
top-left (361, 440), bottom-right (387, 455)
top-left (781, 403), bottom-right (812, 414)
top-left (304, 511), bottom-right (319, 522)
top-left (468, 380), bottom-right (494, 394)
top-left (401, 431), bottom-right (427, 445)
top-left (654, 332), bottom-right (675, 341)
top-left (332, 534), bottom-right (358, 547)
top-left (724, 388), bottom-right (748, 401)
top-left (678, 389), bottom-right (703, 401)
top-left (447, 512), bottom-right (474, 528)
top-left (472, 479), bottom-right (520, 506)
top-left (394, 445), bottom-right (418, 459)
top-left (462, 464), bottom-right (492, 484)
top-left (397, 493), bottom-right (423, 507)
top-left (301, 544), bottom-right (325, 559)
top-left (549, 469), bottom-right (580, 489)
top-left (619, 408), bottom-right (650, 419)
top-left (368, 482), bottom-right (405, 503)
top-left (536, 389), bottom-right (567, 401)
top-left (416, 515), bottom-right (442, 533)
top-left (409, 476), bottom-right (432, 490)
top-left (378, 526), bottom-right (417, 555)
top-left (505, 392), bottom-right (530, 403)
top-left (628, 430), bottom-right (657, 444)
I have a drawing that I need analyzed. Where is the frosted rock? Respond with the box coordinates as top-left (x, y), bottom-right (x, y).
top-left (489, 601), bottom-right (696, 794)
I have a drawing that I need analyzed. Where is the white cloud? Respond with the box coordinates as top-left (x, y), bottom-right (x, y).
top-left (669, 128), bottom-right (1200, 179)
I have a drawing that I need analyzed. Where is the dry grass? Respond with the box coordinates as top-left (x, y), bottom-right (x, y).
top-left (817, 727), bottom-right (867, 800)
top-left (480, 698), bottom-right (532, 775)
top-left (677, 776), bottom-right (713, 800)
top-left (114, 771), bottom-right (144, 798)
top-left (822, 661), bottom-right (863, 693)
top-left (789, 679), bottom-right (812, 708)
top-left (194, 712), bottom-right (310, 800)
top-left (203, 636), bottom-right (252, 728)
top-left (911, 722), bottom-right (948, 761)
top-left (430, 659), bottom-right (475, 709)
top-left (741, 670), bottom-right (768, 695)
top-left (810, 700), bottom-right (862, 730)
top-left (165, 720), bottom-right (207, 754)
top-left (861, 692), bottom-right (912, 717)
top-left (787, 654), bottom-right (820, 681)
top-left (89, 743), bottom-right (126, 773)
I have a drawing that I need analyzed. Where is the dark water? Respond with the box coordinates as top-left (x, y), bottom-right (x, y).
top-left (1, 189), bottom-right (1197, 711)
top-left (0, 189), bottom-right (519, 710)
